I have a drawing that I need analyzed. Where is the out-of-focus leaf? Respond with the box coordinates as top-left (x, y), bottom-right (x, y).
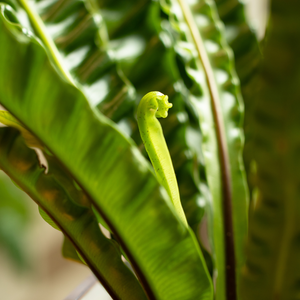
top-left (29, 0), bottom-right (136, 122)
top-left (240, 1), bottom-right (300, 299)
top-left (159, 0), bottom-right (249, 299)
top-left (0, 170), bottom-right (30, 268)
top-left (214, 0), bottom-right (263, 201)
top-left (38, 206), bottom-right (60, 231)
top-left (0, 110), bottom-right (43, 148)
top-left (0, 6), bottom-right (213, 299)
top-left (62, 236), bottom-right (85, 265)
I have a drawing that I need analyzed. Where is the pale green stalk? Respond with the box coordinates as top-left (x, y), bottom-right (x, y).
top-left (137, 91), bottom-right (188, 226)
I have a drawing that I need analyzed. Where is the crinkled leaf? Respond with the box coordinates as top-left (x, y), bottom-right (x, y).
top-left (159, 0), bottom-right (249, 298)
top-left (214, 0), bottom-right (263, 201)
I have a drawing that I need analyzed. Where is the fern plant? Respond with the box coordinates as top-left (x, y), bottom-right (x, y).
top-left (0, 0), bottom-right (297, 299)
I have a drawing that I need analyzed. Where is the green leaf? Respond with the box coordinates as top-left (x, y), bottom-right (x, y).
top-left (62, 236), bottom-right (86, 265)
top-left (97, 0), bottom-right (211, 235)
top-left (159, 0), bottom-right (249, 298)
top-left (0, 5), bottom-right (213, 300)
top-left (213, 0), bottom-right (262, 95)
top-left (213, 0), bottom-right (263, 201)
top-left (30, 0), bottom-right (210, 239)
top-left (240, 1), bottom-right (300, 299)
top-left (38, 206), bottom-right (60, 231)
top-left (30, 0), bottom-right (136, 122)
top-left (0, 128), bottom-right (146, 300)
top-left (39, 207), bottom-right (87, 265)
top-left (34, 0), bottom-right (211, 269)
top-left (92, 205), bottom-right (110, 231)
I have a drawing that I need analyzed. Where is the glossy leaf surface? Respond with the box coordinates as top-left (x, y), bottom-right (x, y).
top-left (14, 0), bottom-right (136, 122)
top-left (0, 6), bottom-right (213, 300)
top-left (214, 0), bottom-right (262, 201)
top-left (102, 0), bottom-right (211, 232)
top-left (159, 0), bottom-right (248, 298)
top-left (0, 128), bottom-right (145, 300)
top-left (26, 0), bottom-right (210, 244)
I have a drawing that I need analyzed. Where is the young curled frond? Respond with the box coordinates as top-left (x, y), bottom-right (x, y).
top-left (137, 91), bottom-right (187, 226)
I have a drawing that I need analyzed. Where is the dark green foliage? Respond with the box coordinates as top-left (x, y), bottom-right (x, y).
top-left (240, 1), bottom-right (300, 299)
top-left (0, 4), bottom-right (213, 299)
top-left (2, 1), bottom-right (300, 300)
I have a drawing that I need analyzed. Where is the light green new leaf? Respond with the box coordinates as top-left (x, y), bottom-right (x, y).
top-left (0, 5), bottom-right (213, 300)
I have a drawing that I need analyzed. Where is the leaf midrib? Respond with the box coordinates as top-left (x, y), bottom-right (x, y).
top-left (176, 0), bottom-right (236, 298)
top-left (0, 129), bottom-right (121, 299)
top-left (3, 105), bottom-right (157, 300)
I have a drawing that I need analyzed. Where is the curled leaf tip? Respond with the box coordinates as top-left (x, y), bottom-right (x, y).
top-left (156, 94), bottom-right (172, 119)
top-left (137, 91), bottom-right (187, 226)
top-left (140, 91), bottom-right (173, 119)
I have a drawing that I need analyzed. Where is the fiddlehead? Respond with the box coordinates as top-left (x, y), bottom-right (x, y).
top-left (137, 91), bottom-right (188, 226)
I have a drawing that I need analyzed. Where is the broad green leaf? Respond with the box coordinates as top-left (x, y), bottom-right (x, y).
top-left (13, 0), bottom-right (213, 289)
top-left (32, 0), bottom-right (211, 253)
top-left (27, 0), bottom-right (210, 237)
top-left (0, 128), bottom-right (146, 300)
top-left (240, 1), bottom-right (300, 299)
top-left (0, 6), bottom-right (213, 300)
top-left (159, 0), bottom-right (249, 298)
top-left (0, 0), bottom-right (136, 122)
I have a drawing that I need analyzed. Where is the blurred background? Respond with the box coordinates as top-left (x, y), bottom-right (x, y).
top-left (0, 1), bottom-right (269, 299)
